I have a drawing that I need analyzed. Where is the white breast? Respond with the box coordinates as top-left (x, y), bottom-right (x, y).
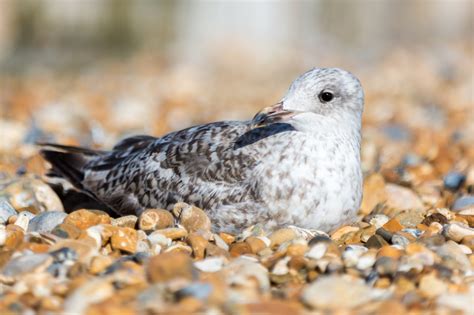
top-left (257, 130), bottom-right (362, 232)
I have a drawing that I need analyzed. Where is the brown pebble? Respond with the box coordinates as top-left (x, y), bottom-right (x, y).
top-left (461, 235), bottom-right (474, 250)
top-left (153, 227), bottom-right (188, 240)
top-left (50, 239), bottom-right (96, 264)
top-left (138, 209), bottom-right (174, 232)
top-left (219, 232), bottom-right (235, 245)
top-left (187, 233), bottom-right (208, 259)
top-left (173, 202), bottom-right (211, 233)
top-left (366, 234), bottom-right (389, 249)
top-left (205, 243), bottom-right (230, 258)
top-left (89, 255), bottom-right (114, 274)
top-left (331, 226), bottom-right (359, 241)
top-left (110, 227), bottom-right (138, 253)
top-left (64, 209), bottom-right (111, 230)
top-left (51, 223), bottom-right (82, 239)
top-left (229, 242), bottom-right (252, 257)
top-left (377, 245), bottom-right (403, 260)
top-left (4, 226), bottom-right (24, 250)
top-left (360, 173), bottom-right (387, 215)
top-left (382, 218), bottom-right (403, 233)
top-left (246, 236), bottom-right (267, 254)
top-left (147, 252), bottom-right (196, 283)
top-left (421, 213), bottom-right (448, 226)
top-left (269, 228), bottom-right (297, 248)
top-left (288, 255), bottom-right (307, 270)
top-left (286, 242), bottom-right (308, 257)
top-left (112, 215), bottom-right (138, 229)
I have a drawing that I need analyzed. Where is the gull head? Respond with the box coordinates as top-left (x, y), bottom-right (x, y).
top-left (254, 68), bottom-right (364, 130)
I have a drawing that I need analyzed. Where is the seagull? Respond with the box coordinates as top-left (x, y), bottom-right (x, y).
top-left (40, 68), bottom-right (364, 234)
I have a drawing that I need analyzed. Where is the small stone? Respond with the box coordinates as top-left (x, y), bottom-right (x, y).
top-left (443, 223), bottom-right (474, 242)
top-left (419, 273), bottom-right (448, 298)
top-left (52, 223), bottom-right (82, 239)
top-left (331, 226), bottom-right (359, 241)
top-left (376, 227), bottom-right (394, 243)
top-left (28, 211), bottom-right (67, 232)
top-left (1, 253), bottom-right (53, 277)
top-left (49, 247), bottom-right (78, 263)
top-left (452, 195), bottom-right (474, 212)
top-left (138, 209), bottom-right (174, 232)
top-left (111, 215), bottom-right (138, 228)
top-left (147, 252), bottom-right (196, 283)
top-left (39, 296), bottom-right (63, 312)
top-left (63, 279), bottom-right (114, 314)
top-left (13, 211), bottom-right (30, 231)
top-left (223, 258), bottom-right (269, 292)
top-left (421, 213), bottom-right (448, 226)
top-left (269, 228), bottom-right (297, 248)
top-left (375, 256), bottom-right (398, 276)
top-left (436, 241), bottom-right (471, 272)
top-left (385, 183), bottom-right (424, 210)
top-left (187, 233), bottom-right (208, 259)
top-left (176, 282), bottom-right (213, 301)
top-left (377, 245), bottom-right (403, 259)
top-left (342, 245), bottom-right (368, 267)
top-left (50, 239), bottom-right (97, 264)
top-left (382, 218), bottom-right (403, 232)
top-left (369, 214), bottom-right (390, 229)
top-left (64, 209), bottom-right (111, 230)
top-left (4, 225), bottom-right (24, 250)
top-left (152, 227), bottom-right (188, 240)
top-left (357, 251), bottom-right (377, 270)
top-left (165, 243), bottom-right (193, 255)
top-left (229, 242), bottom-right (252, 257)
top-left (242, 300), bottom-right (303, 315)
top-left (306, 242), bottom-right (329, 260)
top-left (286, 240), bottom-right (309, 256)
top-left (366, 234), bottom-right (389, 249)
top-left (395, 208), bottom-right (426, 228)
top-left (360, 173), bottom-right (387, 215)
top-left (461, 235), bottom-right (474, 250)
top-left (301, 275), bottom-right (384, 310)
top-left (245, 236), bottom-right (267, 254)
top-left (194, 257), bottom-right (225, 272)
top-left (0, 199), bottom-right (17, 224)
top-left (110, 227), bottom-right (138, 253)
top-left (147, 231), bottom-right (171, 247)
top-left (458, 209), bottom-right (474, 227)
top-left (173, 202), bottom-right (211, 233)
top-left (213, 233), bottom-right (229, 251)
top-left (205, 243), bottom-right (229, 258)
top-left (443, 171), bottom-right (466, 191)
top-left (360, 225), bottom-right (377, 242)
top-left (218, 232), bottom-right (235, 245)
top-left (0, 225), bottom-right (5, 247)
top-left (4, 178), bottom-right (63, 213)
top-left (437, 285), bottom-right (474, 313)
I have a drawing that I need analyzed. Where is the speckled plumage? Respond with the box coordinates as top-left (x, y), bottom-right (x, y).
top-left (41, 68), bottom-right (364, 233)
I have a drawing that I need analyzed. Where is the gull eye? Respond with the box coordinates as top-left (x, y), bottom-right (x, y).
top-left (318, 91), bottom-right (334, 103)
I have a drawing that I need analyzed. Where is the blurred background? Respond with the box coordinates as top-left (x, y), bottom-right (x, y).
top-left (0, 0), bottom-right (472, 178)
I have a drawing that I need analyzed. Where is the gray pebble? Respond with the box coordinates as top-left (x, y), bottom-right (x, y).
top-left (28, 211), bottom-right (67, 232)
top-left (175, 282), bottom-right (213, 300)
top-left (2, 253), bottom-right (53, 277)
top-left (443, 172), bottom-right (466, 191)
top-left (0, 199), bottom-right (17, 224)
top-left (452, 195), bottom-right (474, 212)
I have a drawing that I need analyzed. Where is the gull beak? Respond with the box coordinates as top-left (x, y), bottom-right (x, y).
top-left (252, 102), bottom-right (295, 127)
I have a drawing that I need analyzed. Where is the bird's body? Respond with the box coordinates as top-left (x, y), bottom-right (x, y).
top-left (41, 68), bottom-right (364, 233)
